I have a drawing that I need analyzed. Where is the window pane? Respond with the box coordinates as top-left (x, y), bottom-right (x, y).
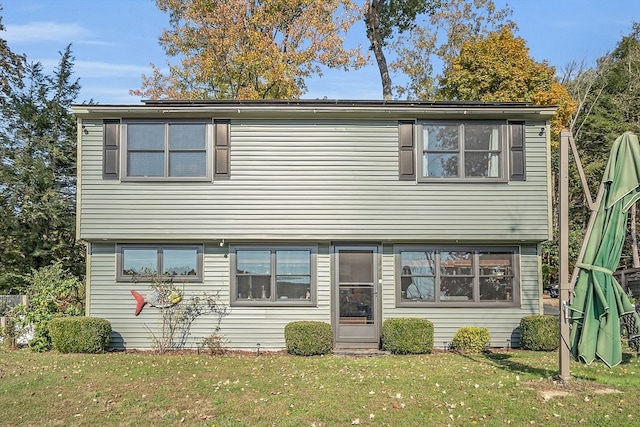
top-left (276, 250), bottom-right (310, 275)
top-left (163, 248), bottom-right (198, 276)
top-left (464, 152), bottom-right (501, 177)
top-left (465, 124), bottom-right (500, 150)
top-left (441, 251), bottom-right (473, 300)
top-left (441, 276), bottom-right (473, 300)
top-left (237, 251), bottom-right (270, 275)
top-left (169, 124), bottom-right (206, 150)
top-left (424, 125), bottom-right (459, 150)
top-left (441, 251), bottom-right (473, 275)
top-left (129, 152), bottom-right (164, 176)
top-left (479, 251), bottom-right (513, 301)
top-left (339, 286), bottom-right (373, 322)
top-left (424, 153), bottom-right (458, 177)
top-left (276, 276), bottom-right (311, 300)
top-left (339, 250), bottom-right (373, 283)
top-left (237, 275), bottom-right (271, 300)
top-left (122, 248), bottom-right (158, 276)
top-left (169, 152), bottom-right (206, 177)
top-left (400, 251), bottom-right (436, 301)
top-left (129, 124), bottom-right (164, 150)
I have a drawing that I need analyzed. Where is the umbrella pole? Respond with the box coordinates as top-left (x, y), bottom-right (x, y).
top-left (559, 130), bottom-right (572, 382)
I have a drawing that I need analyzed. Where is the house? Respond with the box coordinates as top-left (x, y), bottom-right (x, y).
top-left (72, 100), bottom-right (556, 351)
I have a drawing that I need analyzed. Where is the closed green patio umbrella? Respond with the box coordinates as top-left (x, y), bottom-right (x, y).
top-left (568, 132), bottom-right (640, 368)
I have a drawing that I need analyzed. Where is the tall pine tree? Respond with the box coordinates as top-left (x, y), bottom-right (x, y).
top-left (0, 44), bottom-right (84, 293)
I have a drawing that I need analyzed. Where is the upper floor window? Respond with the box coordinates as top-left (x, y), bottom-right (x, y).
top-left (420, 122), bottom-right (505, 181)
top-left (230, 245), bottom-right (317, 306)
top-left (123, 120), bottom-right (211, 180)
top-left (396, 245), bottom-right (519, 306)
top-left (116, 244), bottom-right (203, 282)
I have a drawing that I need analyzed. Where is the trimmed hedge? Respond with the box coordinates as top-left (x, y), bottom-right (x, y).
top-left (48, 317), bottom-right (111, 353)
top-left (452, 326), bottom-right (490, 353)
top-left (382, 318), bottom-right (434, 354)
top-left (284, 321), bottom-right (333, 356)
top-left (520, 315), bottom-right (559, 351)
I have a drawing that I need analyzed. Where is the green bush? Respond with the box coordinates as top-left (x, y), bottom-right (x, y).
top-left (452, 326), bottom-right (490, 353)
top-left (284, 321), bottom-right (333, 356)
top-left (381, 318), bottom-right (434, 354)
top-left (519, 315), bottom-right (558, 351)
top-left (15, 262), bottom-right (85, 351)
top-left (48, 317), bottom-right (111, 353)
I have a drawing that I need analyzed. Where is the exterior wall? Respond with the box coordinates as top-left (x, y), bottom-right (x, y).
top-left (381, 244), bottom-right (541, 348)
top-left (78, 119), bottom-right (550, 243)
top-left (89, 241), bottom-right (541, 350)
top-left (79, 107), bottom-right (550, 350)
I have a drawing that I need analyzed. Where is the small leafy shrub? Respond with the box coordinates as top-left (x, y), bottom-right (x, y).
top-left (15, 262), bottom-right (85, 351)
top-left (0, 314), bottom-right (17, 349)
top-left (452, 326), bottom-right (490, 353)
top-left (48, 317), bottom-right (111, 353)
top-left (285, 321), bottom-right (332, 356)
top-left (381, 318), bottom-right (434, 354)
top-left (200, 332), bottom-right (228, 355)
top-left (519, 315), bottom-right (558, 351)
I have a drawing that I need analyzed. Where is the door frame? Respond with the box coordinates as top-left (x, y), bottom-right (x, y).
top-left (332, 243), bottom-right (382, 348)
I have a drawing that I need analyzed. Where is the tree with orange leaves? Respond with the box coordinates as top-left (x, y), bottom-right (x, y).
top-left (439, 27), bottom-right (576, 141)
top-left (132, 0), bottom-right (367, 100)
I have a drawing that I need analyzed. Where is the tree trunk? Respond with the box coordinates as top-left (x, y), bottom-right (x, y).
top-left (632, 203), bottom-right (640, 268)
top-left (365, 0), bottom-right (392, 100)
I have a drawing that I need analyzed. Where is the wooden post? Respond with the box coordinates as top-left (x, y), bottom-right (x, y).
top-left (559, 130), bottom-right (571, 382)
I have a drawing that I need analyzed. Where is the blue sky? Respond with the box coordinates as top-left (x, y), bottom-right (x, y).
top-left (1, 0), bottom-right (638, 104)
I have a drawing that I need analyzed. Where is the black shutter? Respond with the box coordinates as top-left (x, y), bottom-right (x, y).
top-left (398, 121), bottom-right (415, 180)
top-left (509, 122), bottom-right (525, 181)
top-left (103, 119), bottom-right (120, 179)
top-left (214, 119), bottom-right (230, 179)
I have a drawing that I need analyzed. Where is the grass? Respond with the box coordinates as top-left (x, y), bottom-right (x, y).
top-left (1, 347), bottom-right (639, 426)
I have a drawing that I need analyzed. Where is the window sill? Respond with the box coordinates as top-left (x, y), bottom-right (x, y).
top-left (231, 300), bottom-right (317, 307)
top-left (397, 301), bottom-right (518, 308)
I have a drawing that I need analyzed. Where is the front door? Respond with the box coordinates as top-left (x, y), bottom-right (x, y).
top-left (334, 245), bottom-right (380, 348)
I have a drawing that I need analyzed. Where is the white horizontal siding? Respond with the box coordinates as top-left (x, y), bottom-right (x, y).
top-left (79, 119), bottom-right (550, 242)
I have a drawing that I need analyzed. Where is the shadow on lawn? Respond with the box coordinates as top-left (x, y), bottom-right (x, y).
top-left (462, 352), bottom-right (558, 378)
top-left (467, 349), bottom-right (638, 381)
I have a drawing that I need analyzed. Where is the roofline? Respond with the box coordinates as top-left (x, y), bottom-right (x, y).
top-left (71, 99), bottom-right (557, 119)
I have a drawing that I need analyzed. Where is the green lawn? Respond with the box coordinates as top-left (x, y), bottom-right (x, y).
top-left (1, 348), bottom-right (638, 426)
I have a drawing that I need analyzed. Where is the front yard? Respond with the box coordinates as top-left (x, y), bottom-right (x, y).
top-left (1, 347), bottom-right (638, 426)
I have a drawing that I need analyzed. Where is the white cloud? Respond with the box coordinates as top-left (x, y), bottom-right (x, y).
top-left (74, 60), bottom-right (152, 78)
top-left (5, 21), bottom-right (91, 44)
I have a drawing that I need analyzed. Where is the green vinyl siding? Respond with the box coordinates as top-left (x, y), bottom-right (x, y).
top-left (381, 243), bottom-right (542, 348)
top-left (88, 242), bottom-right (332, 350)
top-left (78, 120), bottom-right (550, 242)
top-left (88, 242), bottom-right (542, 350)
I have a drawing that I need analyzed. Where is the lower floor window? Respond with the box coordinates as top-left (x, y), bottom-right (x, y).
top-left (231, 245), bottom-right (317, 306)
top-left (397, 246), bottom-right (518, 305)
top-left (116, 244), bottom-right (203, 282)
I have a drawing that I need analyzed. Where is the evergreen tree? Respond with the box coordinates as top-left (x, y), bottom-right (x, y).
top-left (0, 45), bottom-right (84, 292)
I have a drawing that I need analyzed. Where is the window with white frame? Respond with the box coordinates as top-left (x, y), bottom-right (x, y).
top-left (230, 246), bottom-right (316, 306)
top-left (397, 246), bottom-right (518, 306)
top-left (419, 122), bottom-right (506, 181)
top-left (123, 120), bottom-right (210, 180)
top-left (116, 244), bottom-right (203, 282)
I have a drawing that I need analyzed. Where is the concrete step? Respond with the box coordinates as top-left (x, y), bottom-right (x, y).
top-left (332, 348), bottom-right (390, 357)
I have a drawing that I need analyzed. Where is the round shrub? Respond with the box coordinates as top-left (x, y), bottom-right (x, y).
top-left (284, 321), bottom-right (332, 356)
top-left (48, 317), bottom-right (111, 353)
top-left (520, 315), bottom-right (558, 351)
top-left (382, 318), bottom-right (434, 354)
top-left (452, 326), bottom-right (490, 353)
